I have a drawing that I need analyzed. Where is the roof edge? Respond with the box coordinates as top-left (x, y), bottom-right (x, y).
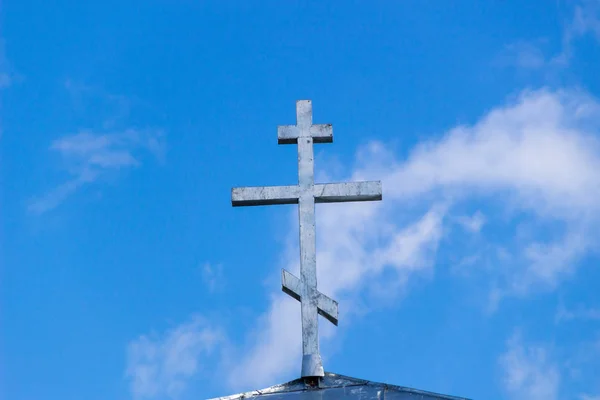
top-left (207, 371), bottom-right (471, 400)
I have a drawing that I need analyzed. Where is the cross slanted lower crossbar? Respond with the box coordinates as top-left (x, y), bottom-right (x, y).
top-left (231, 100), bottom-right (382, 378)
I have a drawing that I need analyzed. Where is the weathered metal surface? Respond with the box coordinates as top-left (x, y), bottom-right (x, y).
top-left (232, 186), bottom-right (300, 206)
top-left (313, 182), bottom-right (382, 203)
top-left (232, 182), bottom-right (382, 207)
top-left (231, 100), bottom-right (383, 378)
top-left (208, 372), bottom-right (472, 400)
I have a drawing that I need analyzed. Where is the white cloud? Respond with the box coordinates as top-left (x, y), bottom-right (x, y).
top-left (225, 205), bottom-right (444, 390)
top-left (126, 316), bottom-right (224, 399)
top-left (519, 231), bottom-right (588, 290)
top-left (499, 332), bottom-right (560, 400)
top-left (455, 211), bottom-right (486, 233)
top-left (553, 0), bottom-right (600, 66)
top-left (498, 41), bottom-right (547, 70)
top-left (556, 303), bottom-right (600, 322)
top-left (224, 88), bottom-right (600, 390)
top-left (201, 263), bottom-right (224, 293)
top-left (29, 129), bottom-right (164, 214)
top-left (385, 90), bottom-right (600, 213)
top-left (499, 1), bottom-right (600, 71)
top-left (0, 39), bottom-right (11, 89)
top-left (571, 0), bottom-right (600, 41)
top-left (0, 72), bottom-right (9, 89)
top-left (385, 89), bottom-right (600, 295)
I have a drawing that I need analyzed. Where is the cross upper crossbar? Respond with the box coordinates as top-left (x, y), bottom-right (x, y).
top-left (231, 100), bottom-right (383, 379)
top-left (277, 100), bottom-right (333, 144)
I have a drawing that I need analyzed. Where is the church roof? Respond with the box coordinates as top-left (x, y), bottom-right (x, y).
top-left (210, 372), bottom-right (471, 400)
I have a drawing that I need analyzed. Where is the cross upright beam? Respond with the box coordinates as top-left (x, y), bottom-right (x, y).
top-left (231, 100), bottom-right (382, 378)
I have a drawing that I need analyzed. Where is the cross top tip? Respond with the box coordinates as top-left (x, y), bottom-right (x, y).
top-left (277, 100), bottom-right (333, 145)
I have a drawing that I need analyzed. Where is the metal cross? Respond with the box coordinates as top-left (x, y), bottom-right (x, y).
top-left (231, 100), bottom-right (382, 378)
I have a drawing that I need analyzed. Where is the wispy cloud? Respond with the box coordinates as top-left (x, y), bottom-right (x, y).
top-left (569, 0), bottom-right (600, 43)
top-left (552, 0), bottom-right (600, 66)
top-left (29, 80), bottom-right (165, 214)
top-left (0, 39), bottom-right (12, 89)
top-left (497, 40), bottom-right (548, 70)
top-left (64, 80), bottom-right (135, 129)
top-left (556, 303), bottom-right (600, 323)
top-left (125, 316), bottom-right (224, 400)
top-left (0, 39), bottom-right (14, 139)
top-left (201, 262), bottom-right (224, 293)
top-left (455, 211), bottom-right (486, 233)
top-left (499, 1), bottom-right (600, 71)
top-left (29, 129), bottom-right (164, 214)
top-left (499, 331), bottom-right (560, 400)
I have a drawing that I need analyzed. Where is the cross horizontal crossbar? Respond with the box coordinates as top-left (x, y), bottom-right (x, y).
top-left (231, 181), bottom-right (382, 206)
top-left (282, 269), bottom-right (339, 326)
top-left (314, 181), bottom-right (382, 203)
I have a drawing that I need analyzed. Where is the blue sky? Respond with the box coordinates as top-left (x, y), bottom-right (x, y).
top-left (2, 1), bottom-right (600, 399)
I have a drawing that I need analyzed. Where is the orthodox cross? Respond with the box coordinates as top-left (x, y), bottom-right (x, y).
top-left (231, 100), bottom-right (382, 378)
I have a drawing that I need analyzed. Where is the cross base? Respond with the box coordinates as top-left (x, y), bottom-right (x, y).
top-left (302, 353), bottom-right (325, 378)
